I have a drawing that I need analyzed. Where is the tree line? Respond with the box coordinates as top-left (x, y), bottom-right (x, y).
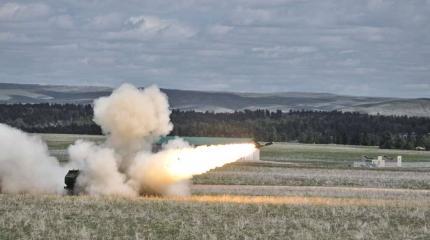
top-left (0, 104), bottom-right (429, 150)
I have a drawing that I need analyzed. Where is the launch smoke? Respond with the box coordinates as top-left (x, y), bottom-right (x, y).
top-left (0, 84), bottom-right (255, 196)
top-left (93, 84), bottom-right (172, 155)
top-left (0, 124), bottom-right (66, 194)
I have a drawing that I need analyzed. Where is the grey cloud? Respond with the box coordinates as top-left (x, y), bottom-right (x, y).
top-left (49, 15), bottom-right (75, 29)
top-left (252, 46), bottom-right (318, 58)
top-left (0, 2), bottom-right (51, 21)
top-left (86, 13), bottom-right (124, 30)
top-left (207, 24), bottom-right (233, 35)
top-left (0, 0), bottom-right (429, 97)
top-left (104, 15), bottom-right (196, 41)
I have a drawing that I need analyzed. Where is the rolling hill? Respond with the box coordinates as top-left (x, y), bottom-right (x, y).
top-left (0, 83), bottom-right (429, 117)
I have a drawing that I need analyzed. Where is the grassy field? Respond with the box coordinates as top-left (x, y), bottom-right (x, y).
top-left (40, 134), bottom-right (430, 163)
top-left (193, 164), bottom-right (430, 189)
top-left (261, 143), bottom-right (430, 163)
top-left (3, 134), bottom-right (430, 239)
top-left (191, 184), bottom-right (430, 200)
top-left (41, 134), bottom-right (430, 165)
top-left (1, 194), bottom-right (430, 240)
top-left (39, 133), bottom-right (105, 150)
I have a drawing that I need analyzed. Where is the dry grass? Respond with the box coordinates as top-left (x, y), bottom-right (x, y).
top-left (171, 195), bottom-right (430, 207)
top-left (8, 135), bottom-right (430, 239)
top-left (192, 184), bottom-right (430, 201)
top-left (194, 165), bottom-right (430, 189)
top-left (1, 193), bottom-right (430, 240)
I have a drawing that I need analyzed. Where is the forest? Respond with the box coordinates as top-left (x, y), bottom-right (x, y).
top-left (0, 103), bottom-right (429, 150)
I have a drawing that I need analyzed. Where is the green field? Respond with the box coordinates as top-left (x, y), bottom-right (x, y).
top-left (261, 143), bottom-right (430, 163)
top-left (40, 133), bottom-right (430, 164)
top-left (2, 134), bottom-right (430, 239)
top-left (39, 133), bottom-right (105, 150)
top-left (193, 164), bottom-right (430, 189)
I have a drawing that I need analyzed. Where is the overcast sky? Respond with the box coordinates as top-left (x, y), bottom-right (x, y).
top-left (0, 0), bottom-right (430, 97)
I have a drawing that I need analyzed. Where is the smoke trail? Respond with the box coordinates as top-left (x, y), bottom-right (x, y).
top-left (0, 124), bottom-right (65, 194)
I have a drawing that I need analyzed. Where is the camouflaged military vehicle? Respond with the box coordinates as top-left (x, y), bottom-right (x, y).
top-left (64, 169), bottom-right (80, 195)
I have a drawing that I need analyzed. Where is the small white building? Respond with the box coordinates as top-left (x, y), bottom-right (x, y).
top-left (385, 156), bottom-right (402, 168)
top-left (353, 155), bottom-right (402, 168)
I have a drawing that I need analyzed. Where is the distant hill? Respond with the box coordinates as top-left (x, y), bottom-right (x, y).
top-left (0, 83), bottom-right (111, 104)
top-left (0, 83), bottom-right (429, 117)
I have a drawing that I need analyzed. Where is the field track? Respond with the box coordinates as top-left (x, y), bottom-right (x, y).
top-left (192, 184), bottom-right (430, 202)
top-left (192, 184), bottom-right (430, 193)
top-left (164, 194), bottom-right (429, 207)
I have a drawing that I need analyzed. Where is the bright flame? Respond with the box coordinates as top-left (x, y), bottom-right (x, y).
top-left (165, 143), bottom-right (256, 180)
top-left (129, 143), bottom-right (257, 196)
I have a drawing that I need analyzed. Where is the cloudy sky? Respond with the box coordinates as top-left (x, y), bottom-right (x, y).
top-left (0, 0), bottom-right (430, 97)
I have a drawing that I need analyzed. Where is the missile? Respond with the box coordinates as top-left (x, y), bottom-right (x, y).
top-left (254, 141), bottom-right (273, 149)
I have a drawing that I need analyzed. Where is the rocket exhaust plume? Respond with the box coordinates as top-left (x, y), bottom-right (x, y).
top-left (129, 141), bottom-right (255, 196)
top-left (0, 83), bottom-right (256, 196)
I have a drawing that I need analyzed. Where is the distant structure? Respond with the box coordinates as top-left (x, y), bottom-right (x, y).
top-left (353, 155), bottom-right (402, 168)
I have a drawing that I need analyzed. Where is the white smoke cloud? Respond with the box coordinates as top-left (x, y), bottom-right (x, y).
top-left (93, 83), bottom-right (172, 154)
top-left (0, 83), bottom-right (255, 197)
top-left (67, 140), bottom-right (136, 197)
top-left (71, 83), bottom-right (255, 196)
top-left (162, 137), bottom-right (191, 149)
top-left (0, 123), bottom-right (65, 194)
